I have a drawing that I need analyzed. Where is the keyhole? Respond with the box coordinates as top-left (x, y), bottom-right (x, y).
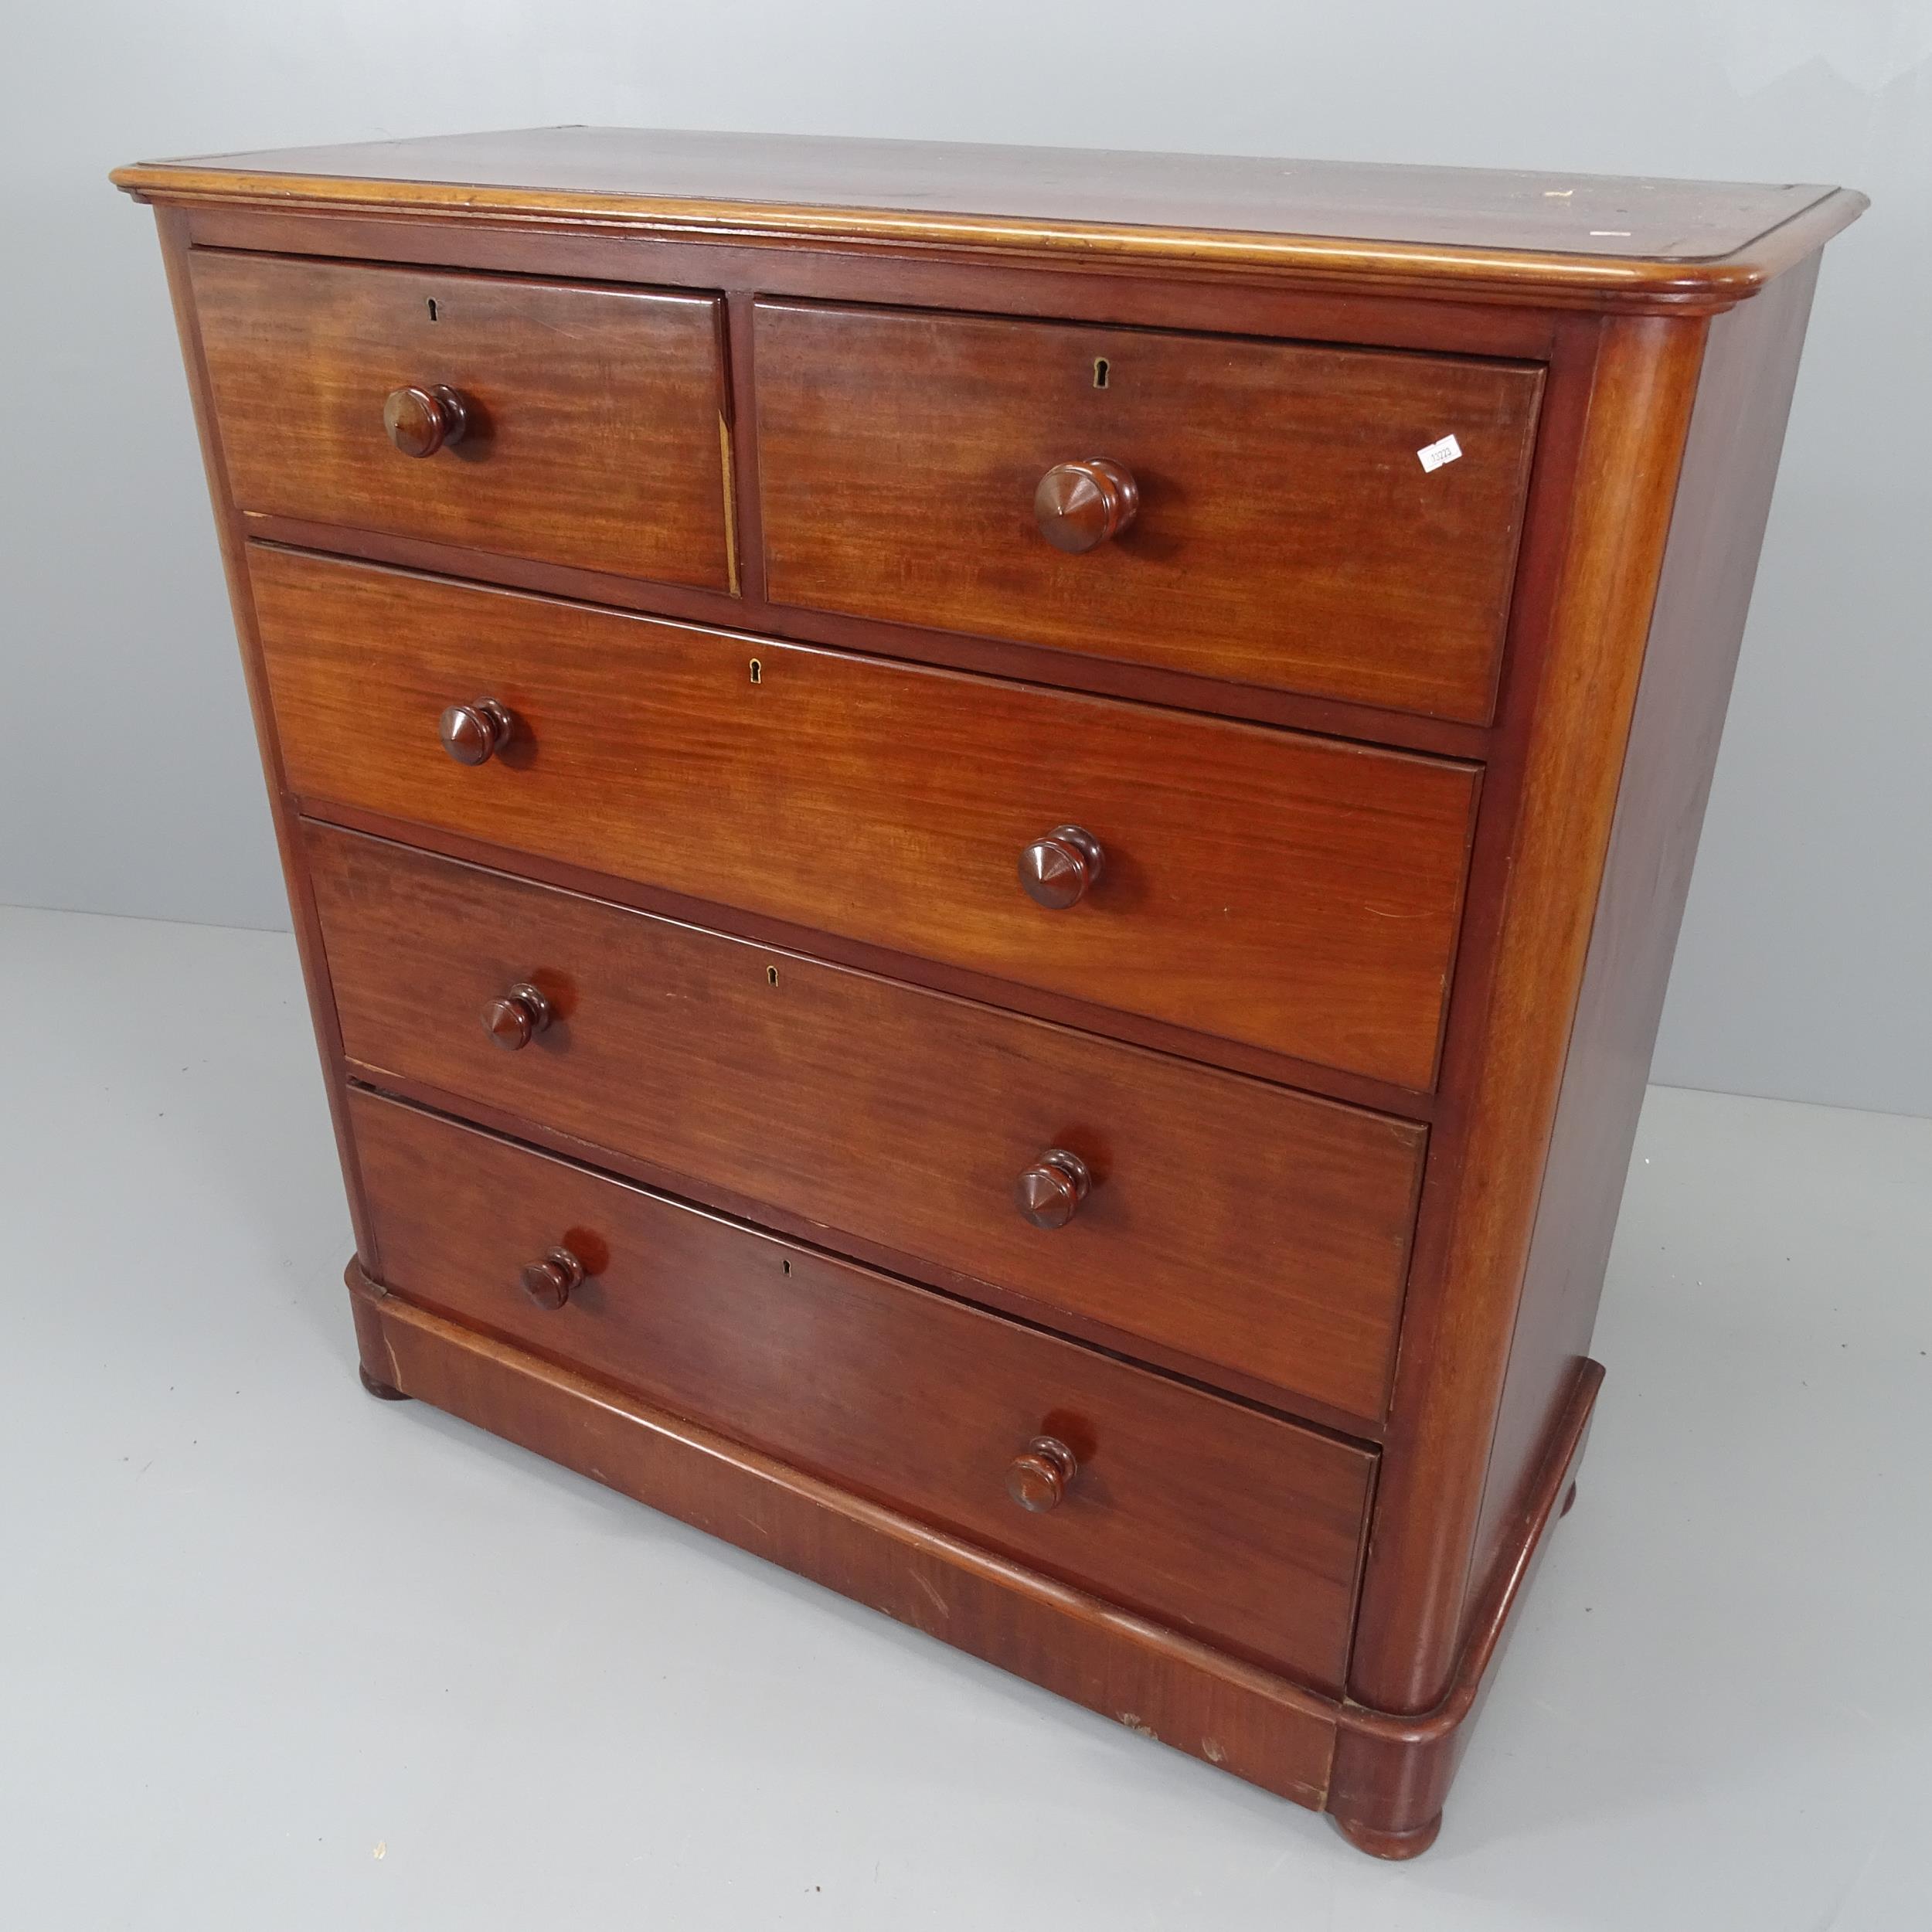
top-left (1093, 357), bottom-right (1110, 389)
top-left (767, 964), bottom-right (779, 987)
top-left (749, 658), bottom-right (762, 684)
top-left (426, 298), bottom-right (439, 321)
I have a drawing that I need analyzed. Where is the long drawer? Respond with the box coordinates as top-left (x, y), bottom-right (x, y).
top-left (192, 250), bottom-right (734, 589)
top-left (754, 300), bottom-right (1543, 723)
top-left (256, 547), bottom-right (1480, 1090)
top-left (349, 1088), bottom-right (1378, 1692)
top-left (310, 825), bottom-right (1425, 1424)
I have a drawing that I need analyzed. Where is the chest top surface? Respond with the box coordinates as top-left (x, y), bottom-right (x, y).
top-left (113, 125), bottom-right (1862, 310)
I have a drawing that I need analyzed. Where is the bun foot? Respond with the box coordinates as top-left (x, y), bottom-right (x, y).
top-left (1561, 1478), bottom-right (1579, 1517)
top-left (1331, 1808), bottom-right (1444, 1861)
top-left (358, 1364), bottom-right (411, 1402)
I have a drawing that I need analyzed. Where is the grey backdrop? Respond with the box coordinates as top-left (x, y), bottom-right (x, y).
top-left (4, 2), bottom-right (1927, 1116)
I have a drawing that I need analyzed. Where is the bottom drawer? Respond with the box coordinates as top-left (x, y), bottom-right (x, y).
top-left (349, 1089), bottom-right (1376, 1693)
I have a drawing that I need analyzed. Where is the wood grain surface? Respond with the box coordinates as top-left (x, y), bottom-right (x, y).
top-left (350, 1088), bottom-right (1378, 1693)
top-left (309, 824), bottom-right (1427, 1425)
top-left (116, 129), bottom-right (1866, 311)
top-left (1347, 313), bottom-right (1711, 1716)
top-left (757, 301), bottom-right (1541, 722)
top-left (1466, 257), bottom-right (1826, 1614)
top-left (191, 250), bottom-right (733, 588)
top-left (254, 547), bottom-right (1480, 1089)
top-left (349, 1265), bottom-right (1349, 1808)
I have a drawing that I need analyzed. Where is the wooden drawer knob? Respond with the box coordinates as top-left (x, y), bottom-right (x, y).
top-left (485, 982), bottom-right (552, 1050)
top-left (438, 698), bottom-right (515, 765)
top-left (383, 383), bottom-right (470, 457)
top-left (1034, 458), bottom-right (1138, 553)
top-left (1015, 1148), bottom-right (1092, 1230)
top-left (519, 1247), bottom-right (584, 1309)
top-left (1019, 825), bottom-right (1104, 908)
top-left (1007, 1436), bottom-right (1079, 1512)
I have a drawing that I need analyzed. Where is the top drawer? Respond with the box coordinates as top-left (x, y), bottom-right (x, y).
top-left (189, 252), bottom-right (735, 590)
top-left (755, 302), bottom-right (1543, 723)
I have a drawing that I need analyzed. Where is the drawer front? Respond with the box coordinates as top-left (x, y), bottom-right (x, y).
top-left (754, 301), bottom-right (1543, 723)
top-left (349, 1089), bottom-right (1377, 1691)
top-left (258, 549), bottom-right (1478, 1089)
top-left (310, 825), bottom-right (1426, 1425)
top-left (191, 251), bottom-right (733, 589)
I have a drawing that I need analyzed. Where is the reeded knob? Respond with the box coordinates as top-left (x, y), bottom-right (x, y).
top-left (485, 982), bottom-right (552, 1050)
top-left (519, 1247), bottom-right (584, 1309)
top-left (1007, 1436), bottom-right (1079, 1512)
top-left (1034, 458), bottom-right (1138, 553)
top-left (1015, 1148), bottom-right (1092, 1230)
top-left (383, 383), bottom-right (470, 457)
top-left (438, 698), bottom-right (515, 765)
top-left (1019, 825), bottom-right (1104, 908)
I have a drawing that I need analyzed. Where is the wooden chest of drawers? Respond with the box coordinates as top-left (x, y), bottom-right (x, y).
top-left (114, 128), bottom-right (1863, 1857)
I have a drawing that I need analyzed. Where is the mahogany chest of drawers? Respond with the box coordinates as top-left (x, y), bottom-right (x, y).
top-left (114, 129), bottom-right (1862, 1856)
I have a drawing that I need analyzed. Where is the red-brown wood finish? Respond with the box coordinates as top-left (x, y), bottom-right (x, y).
top-left (1461, 254), bottom-right (1826, 1623)
top-left (1342, 313), bottom-right (1713, 1727)
top-left (348, 1264), bottom-right (1348, 1808)
top-left (304, 822), bottom-right (1427, 1427)
top-left (1034, 457), bottom-right (1141, 554)
top-left (253, 546), bottom-right (1480, 1090)
top-left (381, 381), bottom-right (469, 457)
top-left (189, 250), bottom-right (735, 590)
top-left (1327, 1358), bottom-right (1600, 1855)
top-left (144, 209), bottom-right (383, 1277)
top-left (756, 301), bottom-right (1542, 722)
top-left (115, 128), bottom-right (1863, 309)
top-left (345, 1257), bottom-right (1598, 1822)
top-left (117, 130), bottom-right (1862, 1858)
top-left (349, 1087), bottom-right (1378, 1695)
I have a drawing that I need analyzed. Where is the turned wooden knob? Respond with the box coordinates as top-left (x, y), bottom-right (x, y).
top-left (438, 698), bottom-right (515, 765)
top-left (1007, 1436), bottom-right (1079, 1512)
top-left (485, 982), bottom-right (552, 1050)
top-left (1019, 825), bottom-right (1104, 908)
top-left (1015, 1148), bottom-right (1092, 1230)
top-left (519, 1247), bottom-right (583, 1309)
top-left (1034, 458), bottom-right (1138, 553)
top-left (383, 383), bottom-right (470, 457)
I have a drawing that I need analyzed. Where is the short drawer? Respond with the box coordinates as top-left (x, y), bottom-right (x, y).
top-left (754, 301), bottom-right (1543, 723)
top-left (309, 825), bottom-right (1426, 1425)
top-left (190, 250), bottom-right (733, 589)
top-left (349, 1088), bottom-right (1377, 1692)
top-left (257, 548), bottom-right (1478, 1090)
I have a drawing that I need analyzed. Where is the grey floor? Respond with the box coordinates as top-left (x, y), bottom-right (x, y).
top-left (4, 903), bottom-right (1930, 1930)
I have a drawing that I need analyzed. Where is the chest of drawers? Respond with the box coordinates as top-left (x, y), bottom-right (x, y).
top-left (114, 128), bottom-right (1862, 1857)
